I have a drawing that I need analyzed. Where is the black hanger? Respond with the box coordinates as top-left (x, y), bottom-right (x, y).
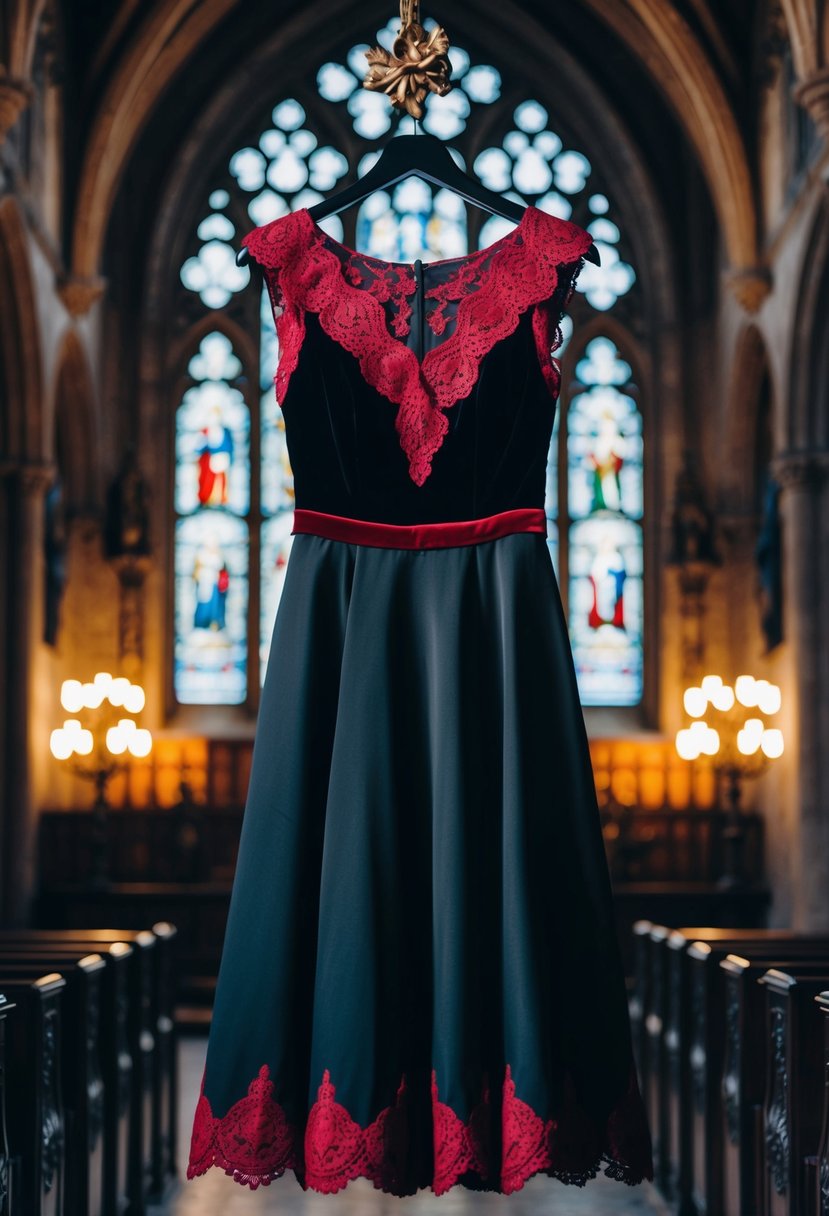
top-left (237, 128), bottom-right (600, 266)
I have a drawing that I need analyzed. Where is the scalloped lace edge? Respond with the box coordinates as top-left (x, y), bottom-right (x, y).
top-left (186, 1058), bottom-right (654, 1196)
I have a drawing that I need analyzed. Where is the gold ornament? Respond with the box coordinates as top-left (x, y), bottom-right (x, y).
top-left (363, 0), bottom-right (453, 120)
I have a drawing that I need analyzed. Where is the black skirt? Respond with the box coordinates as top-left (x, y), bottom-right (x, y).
top-left (186, 527), bottom-right (654, 1195)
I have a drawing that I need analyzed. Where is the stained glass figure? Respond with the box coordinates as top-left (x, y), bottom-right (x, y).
top-left (566, 338), bottom-right (643, 705)
top-left (175, 513), bottom-right (249, 705)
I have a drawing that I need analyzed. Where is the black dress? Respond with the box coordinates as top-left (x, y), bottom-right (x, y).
top-left (186, 203), bottom-right (655, 1196)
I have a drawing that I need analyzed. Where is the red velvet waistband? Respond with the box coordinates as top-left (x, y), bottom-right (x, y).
top-left (290, 507), bottom-right (548, 549)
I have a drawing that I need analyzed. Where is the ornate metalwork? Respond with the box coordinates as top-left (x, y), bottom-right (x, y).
top-left (40, 1006), bottom-right (63, 1193)
top-left (722, 980), bottom-right (741, 1144)
top-left (87, 980), bottom-right (105, 1149)
top-left (690, 967), bottom-right (707, 1113)
top-left (115, 971), bottom-right (132, 1115)
top-left (765, 1005), bottom-right (789, 1195)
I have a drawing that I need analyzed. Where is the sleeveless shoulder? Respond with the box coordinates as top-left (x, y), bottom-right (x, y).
top-left (527, 207), bottom-right (594, 266)
top-left (523, 210), bottom-right (594, 400)
top-left (241, 210), bottom-right (309, 272)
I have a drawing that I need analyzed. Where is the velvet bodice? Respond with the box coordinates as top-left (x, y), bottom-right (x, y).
top-left (242, 205), bottom-right (594, 526)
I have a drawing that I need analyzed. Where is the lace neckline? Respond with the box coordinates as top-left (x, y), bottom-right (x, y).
top-left (298, 204), bottom-right (535, 273)
top-left (242, 204), bottom-right (593, 486)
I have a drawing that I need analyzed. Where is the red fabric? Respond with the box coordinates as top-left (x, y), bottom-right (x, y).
top-left (241, 206), bottom-right (594, 488)
top-left (291, 506), bottom-right (548, 549)
top-left (187, 1059), bottom-right (653, 1196)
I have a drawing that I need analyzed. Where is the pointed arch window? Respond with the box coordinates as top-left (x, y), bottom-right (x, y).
top-left (174, 21), bottom-right (645, 710)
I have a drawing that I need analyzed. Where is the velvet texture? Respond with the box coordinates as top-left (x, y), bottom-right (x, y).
top-left (280, 307), bottom-right (558, 524)
top-left (290, 505), bottom-right (547, 547)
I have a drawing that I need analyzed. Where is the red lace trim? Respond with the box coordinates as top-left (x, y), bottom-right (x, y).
top-left (187, 1059), bottom-right (654, 1196)
top-left (530, 251), bottom-right (588, 399)
top-left (242, 206), bottom-right (593, 487)
top-left (424, 257), bottom-right (484, 336)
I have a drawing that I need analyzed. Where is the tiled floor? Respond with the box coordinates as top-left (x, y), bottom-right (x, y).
top-left (154, 1038), bottom-right (669, 1216)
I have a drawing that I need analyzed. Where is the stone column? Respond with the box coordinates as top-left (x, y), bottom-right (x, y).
top-left (772, 450), bottom-right (829, 929)
top-left (1, 459), bottom-right (55, 924)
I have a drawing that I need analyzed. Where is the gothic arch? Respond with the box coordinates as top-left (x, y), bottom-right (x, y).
top-left (73, 0), bottom-right (756, 281)
top-left (142, 4), bottom-right (678, 367)
top-left (560, 311), bottom-right (651, 410)
top-left (580, 0), bottom-right (757, 268)
top-left (168, 311), bottom-right (260, 390)
top-left (0, 195), bottom-right (44, 460)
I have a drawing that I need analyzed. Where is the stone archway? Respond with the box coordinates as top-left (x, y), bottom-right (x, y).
top-left (68, 0), bottom-right (759, 286)
top-left (0, 196), bottom-right (51, 924)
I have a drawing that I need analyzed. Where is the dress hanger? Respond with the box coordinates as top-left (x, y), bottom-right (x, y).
top-left (236, 122), bottom-right (601, 268)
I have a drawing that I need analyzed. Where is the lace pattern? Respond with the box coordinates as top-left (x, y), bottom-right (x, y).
top-left (187, 1058), bottom-right (654, 1196)
top-left (344, 255), bottom-right (417, 337)
top-left (242, 206), bottom-right (594, 487)
top-left (531, 253), bottom-right (588, 399)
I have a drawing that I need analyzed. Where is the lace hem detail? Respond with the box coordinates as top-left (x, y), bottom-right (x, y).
top-left (186, 1058), bottom-right (654, 1197)
top-left (241, 206), bottom-right (593, 487)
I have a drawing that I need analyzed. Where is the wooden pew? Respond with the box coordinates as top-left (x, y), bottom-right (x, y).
top-left (759, 967), bottom-right (828, 1216)
top-left (148, 922), bottom-right (177, 1199)
top-left (5, 924), bottom-right (178, 1203)
top-left (630, 919), bottom-right (652, 1084)
top-left (1, 973), bottom-right (66, 1216)
top-left (645, 924), bottom-right (671, 1191)
top-left (815, 990), bottom-right (829, 1216)
top-left (653, 927), bottom-right (827, 1213)
top-left (657, 928), bottom-right (787, 1211)
top-left (0, 992), bottom-right (15, 1216)
top-left (686, 939), bottom-right (829, 1216)
top-left (0, 934), bottom-right (154, 1216)
top-left (720, 956), bottom-right (829, 1216)
top-left (663, 929), bottom-right (693, 1213)
top-left (0, 953), bottom-right (105, 1216)
top-left (1, 942), bottom-right (132, 1216)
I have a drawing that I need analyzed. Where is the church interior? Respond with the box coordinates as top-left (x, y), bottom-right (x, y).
top-left (2, 0), bottom-right (829, 1212)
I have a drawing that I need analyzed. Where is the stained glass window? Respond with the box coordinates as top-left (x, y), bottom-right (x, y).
top-left (355, 179), bottom-right (468, 263)
top-left (563, 338), bottom-right (644, 706)
top-left (175, 26), bottom-right (645, 710)
top-left (174, 333), bottom-right (250, 704)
